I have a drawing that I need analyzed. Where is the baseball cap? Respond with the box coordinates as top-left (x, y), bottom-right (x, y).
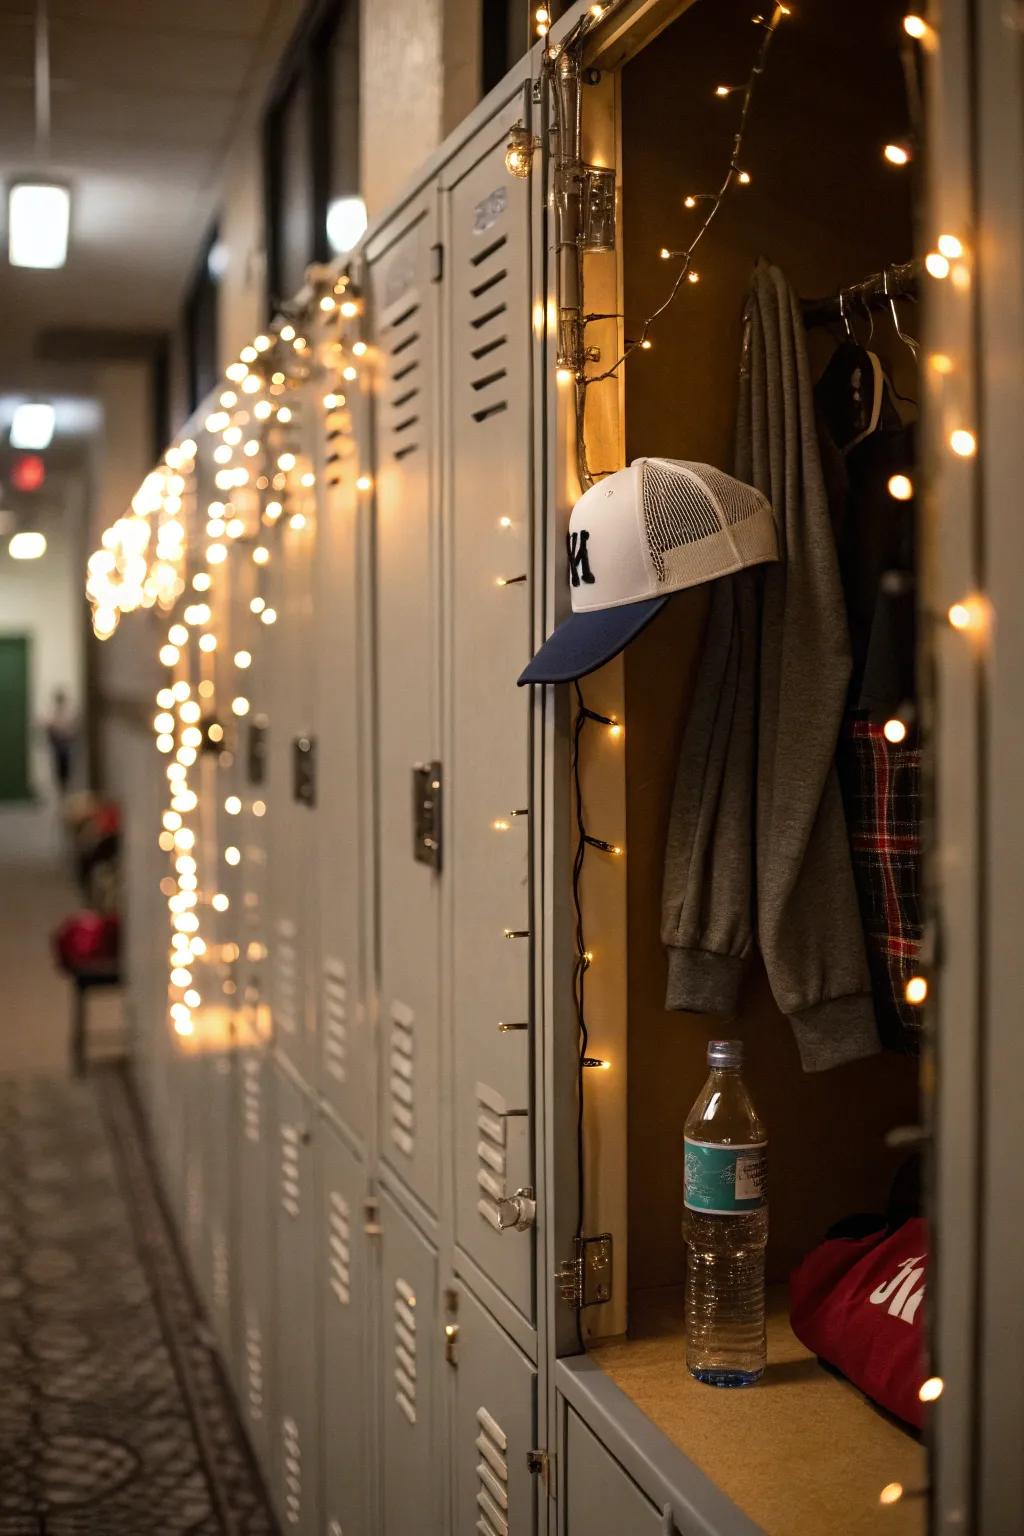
top-left (519, 458), bottom-right (778, 685)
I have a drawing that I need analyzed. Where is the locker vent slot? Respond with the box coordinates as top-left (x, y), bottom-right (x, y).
top-left (470, 334), bottom-right (507, 362)
top-left (382, 300), bottom-right (423, 460)
top-left (475, 1405), bottom-right (510, 1536)
top-left (470, 233), bottom-right (507, 267)
top-left (328, 1190), bottom-right (352, 1306)
top-left (323, 958), bottom-right (348, 1084)
top-left (475, 1082), bottom-right (508, 1230)
top-left (273, 918), bottom-right (298, 1037)
top-left (212, 1227), bottom-right (229, 1311)
top-left (472, 401), bottom-right (509, 425)
top-left (282, 1415), bottom-right (302, 1526)
top-left (393, 1277), bottom-right (418, 1425)
top-left (280, 1123), bottom-right (302, 1219)
top-left (470, 302), bottom-right (508, 331)
top-left (470, 266), bottom-right (508, 300)
top-left (389, 1001), bottom-right (415, 1158)
top-left (242, 1058), bottom-right (261, 1143)
top-left (245, 1313), bottom-right (264, 1422)
top-left (471, 368), bottom-right (508, 393)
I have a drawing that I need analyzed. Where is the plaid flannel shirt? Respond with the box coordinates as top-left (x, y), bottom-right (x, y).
top-left (839, 716), bottom-right (923, 1053)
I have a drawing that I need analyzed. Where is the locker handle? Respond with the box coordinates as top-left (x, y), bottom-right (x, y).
top-left (497, 1021), bottom-right (529, 1032)
top-left (497, 1186), bottom-right (536, 1233)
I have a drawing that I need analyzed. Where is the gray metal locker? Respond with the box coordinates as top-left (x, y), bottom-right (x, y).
top-left (451, 1281), bottom-right (537, 1536)
top-left (312, 366), bottom-right (370, 1143)
top-left (378, 1186), bottom-right (443, 1536)
top-left (563, 1411), bottom-right (664, 1536)
top-left (265, 430), bottom-right (319, 1091)
top-left (367, 197), bottom-right (444, 1218)
top-left (443, 111), bottom-right (536, 1320)
top-left (320, 1120), bottom-right (371, 1536)
top-left (272, 1062), bottom-right (322, 1535)
top-left (237, 1046), bottom-right (276, 1468)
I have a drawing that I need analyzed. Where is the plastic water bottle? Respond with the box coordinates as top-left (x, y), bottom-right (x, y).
top-left (682, 1039), bottom-right (768, 1386)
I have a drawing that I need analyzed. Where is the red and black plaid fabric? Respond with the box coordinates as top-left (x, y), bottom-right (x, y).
top-left (839, 716), bottom-right (923, 1053)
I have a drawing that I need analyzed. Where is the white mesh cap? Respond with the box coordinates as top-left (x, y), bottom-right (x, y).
top-left (572, 458), bottom-right (778, 612)
top-left (519, 457), bottom-right (778, 684)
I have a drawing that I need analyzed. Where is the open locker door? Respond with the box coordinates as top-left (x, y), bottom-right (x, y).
top-left (451, 1281), bottom-right (538, 1536)
top-left (367, 193), bottom-right (444, 1220)
top-left (443, 93), bottom-right (536, 1322)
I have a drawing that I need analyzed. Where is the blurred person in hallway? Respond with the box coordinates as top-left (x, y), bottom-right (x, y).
top-left (43, 687), bottom-right (76, 797)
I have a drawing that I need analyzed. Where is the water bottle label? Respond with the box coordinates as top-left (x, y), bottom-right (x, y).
top-left (684, 1138), bottom-right (767, 1214)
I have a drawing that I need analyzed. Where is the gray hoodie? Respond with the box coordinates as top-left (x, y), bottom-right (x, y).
top-left (661, 261), bottom-right (878, 1071)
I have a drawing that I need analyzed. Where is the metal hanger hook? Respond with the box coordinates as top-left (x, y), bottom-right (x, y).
top-left (884, 266), bottom-right (919, 358)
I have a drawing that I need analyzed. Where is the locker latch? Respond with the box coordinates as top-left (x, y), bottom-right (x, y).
top-left (292, 735), bottom-right (316, 806)
top-left (497, 1186), bottom-right (536, 1233)
top-left (248, 717), bottom-right (268, 785)
top-left (526, 1448), bottom-right (555, 1493)
top-left (363, 1196), bottom-right (381, 1236)
top-left (556, 1233), bottom-right (613, 1308)
top-left (412, 761), bottom-right (442, 869)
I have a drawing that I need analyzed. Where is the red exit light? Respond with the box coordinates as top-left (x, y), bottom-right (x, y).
top-left (12, 454), bottom-right (45, 492)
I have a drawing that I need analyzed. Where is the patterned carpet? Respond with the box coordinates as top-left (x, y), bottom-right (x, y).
top-left (0, 1070), bottom-right (277, 1535)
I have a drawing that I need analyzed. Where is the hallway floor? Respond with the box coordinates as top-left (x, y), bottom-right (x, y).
top-left (0, 814), bottom-right (277, 1535)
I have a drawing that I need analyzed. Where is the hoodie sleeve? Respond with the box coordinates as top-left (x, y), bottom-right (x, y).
top-left (661, 565), bottom-right (759, 1015)
top-left (737, 262), bottom-right (878, 1070)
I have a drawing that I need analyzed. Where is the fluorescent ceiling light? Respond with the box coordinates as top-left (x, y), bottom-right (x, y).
top-left (326, 196), bottom-right (367, 255)
top-left (10, 402), bottom-right (55, 450)
top-left (8, 183), bottom-right (71, 269)
top-left (8, 531), bottom-right (47, 560)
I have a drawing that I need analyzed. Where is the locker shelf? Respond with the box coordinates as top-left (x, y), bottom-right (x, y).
top-left (588, 1286), bottom-right (925, 1536)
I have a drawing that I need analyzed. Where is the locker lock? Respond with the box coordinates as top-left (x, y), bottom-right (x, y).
top-left (497, 1186), bottom-right (536, 1233)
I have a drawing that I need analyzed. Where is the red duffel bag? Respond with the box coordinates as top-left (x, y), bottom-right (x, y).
top-left (52, 911), bottom-right (120, 972)
top-left (789, 1215), bottom-right (927, 1429)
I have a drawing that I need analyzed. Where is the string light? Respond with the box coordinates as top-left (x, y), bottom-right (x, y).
top-left (883, 142), bottom-right (911, 166)
top-left (883, 717), bottom-right (908, 744)
top-left (937, 233), bottom-right (963, 259)
top-left (879, 1483), bottom-right (904, 1506)
top-left (903, 14), bottom-right (928, 38)
top-left (905, 975), bottom-right (928, 1005)
top-left (947, 601), bottom-right (973, 630)
top-left (919, 1376), bottom-right (943, 1402)
top-left (887, 473), bottom-right (913, 501)
top-left (925, 251), bottom-right (950, 279)
top-left (949, 428), bottom-right (976, 457)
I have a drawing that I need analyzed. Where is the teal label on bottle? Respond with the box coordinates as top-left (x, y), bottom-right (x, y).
top-left (684, 1138), bottom-right (767, 1214)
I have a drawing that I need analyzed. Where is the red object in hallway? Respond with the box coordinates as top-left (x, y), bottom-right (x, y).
top-left (52, 911), bottom-right (121, 972)
top-left (12, 454), bottom-right (46, 492)
top-left (790, 1216), bottom-right (928, 1429)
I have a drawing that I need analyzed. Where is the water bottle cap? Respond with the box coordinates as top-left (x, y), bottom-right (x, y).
top-left (707, 1038), bottom-right (743, 1069)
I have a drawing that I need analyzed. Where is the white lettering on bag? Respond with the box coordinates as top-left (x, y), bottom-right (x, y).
top-left (868, 1252), bottom-right (926, 1324)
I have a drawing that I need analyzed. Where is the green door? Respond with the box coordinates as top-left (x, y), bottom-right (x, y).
top-left (0, 636), bottom-right (31, 801)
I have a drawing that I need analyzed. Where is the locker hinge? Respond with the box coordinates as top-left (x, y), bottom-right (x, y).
top-left (429, 243), bottom-right (444, 282)
top-left (555, 1233), bottom-right (613, 1309)
top-left (363, 1197), bottom-right (381, 1236)
top-left (527, 1448), bottom-right (555, 1493)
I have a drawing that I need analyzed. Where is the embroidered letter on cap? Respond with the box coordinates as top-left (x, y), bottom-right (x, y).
top-left (567, 529), bottom-right (595, 587)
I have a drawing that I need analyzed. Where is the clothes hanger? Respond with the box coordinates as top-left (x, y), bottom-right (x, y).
top-left (815, 289), bottom-right (885, 452)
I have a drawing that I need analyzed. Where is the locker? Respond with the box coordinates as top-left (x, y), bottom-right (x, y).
top-left (320, 1120), bottom-right (371, 1536)
top-left (237, 1046), bottom-right (276, 1468)
top-left (563, 1411), bottom-right (664, 1536)
top-left (272, 1063), bottom-right (322, 1535)
top-left (204, 1050), bottom-right (239, 1365)
top-left (378, 1186), bottom-right (443, 1536)
top-left (443, 112), bottom-right (536, 1319)
top-left (312, 363), bottom-right (369, 1140)
top-left (265, 416), bottom-right (319, 1090)
top-left (451, 1281), bottom-right (537, 1536)
top-left (368, 196), bottom-right (444, 1218)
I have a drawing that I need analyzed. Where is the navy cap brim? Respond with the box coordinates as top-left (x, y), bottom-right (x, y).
top-left (518, 596), bottom-right (669, 685)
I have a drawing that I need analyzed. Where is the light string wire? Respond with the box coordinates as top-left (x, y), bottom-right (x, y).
top-left (570, 678), bottom-right (590, 1350)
